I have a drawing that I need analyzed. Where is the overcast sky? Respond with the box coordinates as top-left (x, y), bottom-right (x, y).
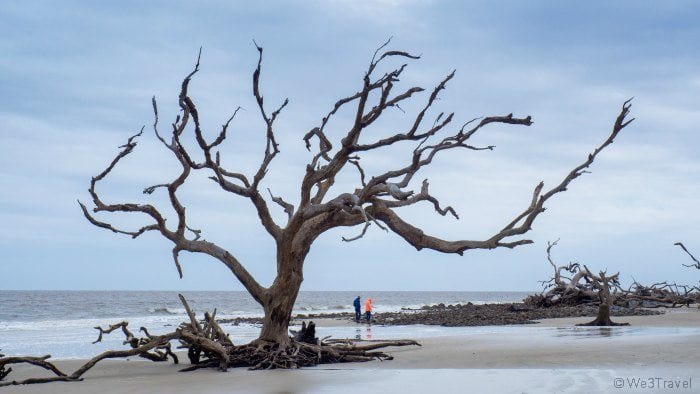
top-left (1, 1), bottom-right (699, 292)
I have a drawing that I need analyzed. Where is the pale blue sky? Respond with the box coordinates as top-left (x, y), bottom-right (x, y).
top-left (1, 1), bottom-right (699, 291)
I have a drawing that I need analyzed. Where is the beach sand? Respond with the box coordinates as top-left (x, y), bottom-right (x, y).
top-left (3, 308), bottom-right (699, 393)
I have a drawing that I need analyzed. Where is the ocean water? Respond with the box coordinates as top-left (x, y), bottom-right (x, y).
top-left (0, 290), bottom-right (528, 359)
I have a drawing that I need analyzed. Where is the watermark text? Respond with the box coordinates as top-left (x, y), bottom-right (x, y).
top-left (614, 377), bottom-right (692, 390)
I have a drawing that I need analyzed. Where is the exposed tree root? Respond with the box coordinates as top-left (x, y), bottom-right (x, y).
top-left (188, 338), bottom-right (420, 371)
top-left (577, 319), bottom-right (630, 327)
top-left (0, 295), bottom-right (420, 386)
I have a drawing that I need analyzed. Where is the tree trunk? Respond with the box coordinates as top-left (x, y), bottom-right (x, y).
top-left (579, 304), bottom-right (613, 326)
top-left (258, 252), bottom-right (304, 344)
top-left (578, 282), bottom-right (630, 327)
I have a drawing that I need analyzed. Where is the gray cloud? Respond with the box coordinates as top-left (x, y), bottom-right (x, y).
top-left (1, 1), bottom-right (698, 291)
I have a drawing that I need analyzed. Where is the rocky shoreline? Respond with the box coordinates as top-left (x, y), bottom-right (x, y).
top-left (218, 302), bottom-right (662, 327)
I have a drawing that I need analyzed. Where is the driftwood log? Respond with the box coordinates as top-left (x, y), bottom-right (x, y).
top-left (620, 242), bottom-right (699, 307)
top-left (0, 295), bottom-right (419, 386)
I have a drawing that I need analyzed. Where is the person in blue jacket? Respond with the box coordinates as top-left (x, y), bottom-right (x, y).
top-left (353, 296), bottom-right (361, 322)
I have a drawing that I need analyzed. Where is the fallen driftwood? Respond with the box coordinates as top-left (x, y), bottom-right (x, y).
top-left (616, 243), bottom-right (700, 307)
top-left (622, 280), bottom-right (699, 308)
top-left (0, 294), bottom-right (419, 386)
top-left (526, 240), bottom-right (700, 310)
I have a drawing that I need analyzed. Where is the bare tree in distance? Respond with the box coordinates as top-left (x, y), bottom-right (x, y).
top-left (79, 40), bottom-right (634, 347)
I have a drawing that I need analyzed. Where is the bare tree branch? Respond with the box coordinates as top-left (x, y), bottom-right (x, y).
top-left (81, 51), bottom-right (272, 304)
top-left (348, 100), bottom-right (633, 254)
top-left (251, 41), bottom-right (288, 191)
top-left (377, 179), bottom-right (459, 219)
top-left (675, 242), bottom-right (700, 269)
top-left (268, 188), bottom-right (294, 220)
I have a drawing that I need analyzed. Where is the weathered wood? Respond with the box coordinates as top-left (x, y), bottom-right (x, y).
top-left (577, 270), bottom-right (630, 327)
top-left (204, 310), bottom-right (234, 347)
top-left (530, 241), bottom-right (699, 310)
top-left (577, 304), bottom-right (629, 327)
top-left (0, 330), bottom-right (181, 387)
top-left (530, 241), bottom-right (628, 326)
top-left (291, 321), bottom-right (317, 344)
top-left (179, 293), bottom-right (203, 334)
top-left (0, 354), bottom-right (68, 386)
top-left (526, 240), bottom-right (600, 307)
top-left (675, 242), bottom-right (700, 269)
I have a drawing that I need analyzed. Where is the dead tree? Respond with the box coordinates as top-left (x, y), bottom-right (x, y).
top-left (79, 40), bottom-right (633, 353)
top-left (577, 268), bottom-right (629, 326)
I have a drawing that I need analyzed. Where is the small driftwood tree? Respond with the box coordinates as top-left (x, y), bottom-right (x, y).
top-left (79, 42), bottom-right (632, 351)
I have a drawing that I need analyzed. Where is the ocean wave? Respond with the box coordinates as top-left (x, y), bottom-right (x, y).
top-left (298, 304), bottom-right (351, 312)
top-left (300, 305), bottom-right (328, 311)
top-left (146, 307), bottom-right (186, 316)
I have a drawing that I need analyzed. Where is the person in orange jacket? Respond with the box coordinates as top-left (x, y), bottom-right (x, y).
top-left (364, 298), bottom-right (373, 323)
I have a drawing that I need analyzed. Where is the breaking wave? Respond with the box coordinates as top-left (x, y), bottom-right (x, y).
top-left (298, 305), bottom-right (349, 312)
top-left (146, 307), bottom-right (185, 315)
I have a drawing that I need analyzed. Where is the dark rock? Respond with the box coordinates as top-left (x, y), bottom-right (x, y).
top-left (216, 304), bottom-right (662, 329)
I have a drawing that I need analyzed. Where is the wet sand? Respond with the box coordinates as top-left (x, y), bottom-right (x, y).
top-left (3, 308), bottom-right (699, 393)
